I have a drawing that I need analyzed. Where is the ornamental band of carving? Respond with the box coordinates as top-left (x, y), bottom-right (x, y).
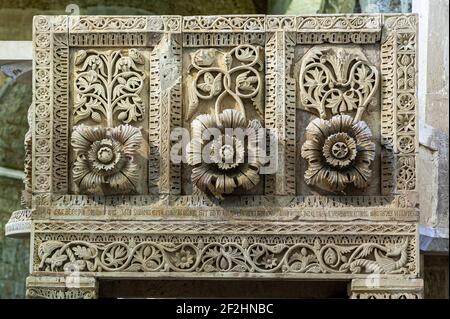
top-left (6, 14), bottom-right (421, 299)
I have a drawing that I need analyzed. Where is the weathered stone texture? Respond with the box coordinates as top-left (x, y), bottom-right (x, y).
top-left (415, 0), bottom-right (449, 249)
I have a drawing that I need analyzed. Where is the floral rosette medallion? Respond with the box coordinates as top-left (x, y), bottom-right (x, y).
top-left (187, 109), bottom-right (262, 199)
top-left (71, 124), bottom-right (143, 193)
top-left (301, 114), bottom-right (375, 192)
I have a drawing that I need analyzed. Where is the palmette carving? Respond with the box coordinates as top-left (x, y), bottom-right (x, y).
top-left (301, 115), bottom-right (375, 192)
top-left (299, 46), bottom-right (379, 121)
top-left (187, 109), bottom-right (262, 199)
top-left (74, 49), bottom-right (145, 126)
top-left (71, 124), bottom-right (142, 193)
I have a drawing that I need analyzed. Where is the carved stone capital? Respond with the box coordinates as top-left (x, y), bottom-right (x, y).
top-left (349, 278), bottom-right (424, 299)
top-left (26, 275), bottom-right (98, 299)
top-left (5, 209), bottom-right (32, 239)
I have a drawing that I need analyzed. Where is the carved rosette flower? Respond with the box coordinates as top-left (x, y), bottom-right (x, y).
top-left (188, 109), bottom-right (262, 199)
top-left (301, 115), bottom-right (375, 192)
top-left (173, 249), bottom-right (195, 269)
top-left (72, 124), bottom-right (143, 193)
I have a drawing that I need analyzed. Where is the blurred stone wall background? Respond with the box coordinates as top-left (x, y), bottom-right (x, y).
top-left (0, 0), bottom-right (447, 299)
top-left (0, 71), bottom-right (31, 298)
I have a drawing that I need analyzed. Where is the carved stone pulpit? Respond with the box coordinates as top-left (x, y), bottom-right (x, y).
top-left (5, 14), bottom-right (423, 299)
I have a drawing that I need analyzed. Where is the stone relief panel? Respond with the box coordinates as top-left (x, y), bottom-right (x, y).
top-left (181, 19), bottom-right (266, 198)
top-left (70, 48), bottom-right (149, 195)
top-left (13, 14), bottom-right (422, 299)
top-left (32, 221), bottom-right (417, 276)
top-left (73, 49), bottom-right (146, 126)
top-left (294, 43), bottom-right (381, 196)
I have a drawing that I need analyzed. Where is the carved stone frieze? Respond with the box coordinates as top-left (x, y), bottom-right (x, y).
top-left (7, 14), bottom-right (422, 299)
top-left (298, 46), bottom-right (379, 121)
top-left (32, 221), bottom-right (417, 276)
top-left (73, 49), bottom-right (146, 126)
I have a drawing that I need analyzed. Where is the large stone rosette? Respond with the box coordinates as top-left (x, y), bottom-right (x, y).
top-left (301, 115), bottom-right (375, 192)
top-left (188, 109), bottom-right (262, 199)
top-left (71, 124), bottom-right (143, 193)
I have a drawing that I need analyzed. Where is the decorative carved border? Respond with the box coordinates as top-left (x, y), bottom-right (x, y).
top-left (264, 28), bottom-right (296, 195)
top-left (381, 14), bottom-right (418, 193)
top-left (295, 14), bottom-right (381, 44)
top-left (32, 220), bottom-right (418, 277)
top-left (52, 18), bottom-right (69, 193)
top-left (26, 275), bottom-right (97, 299)
top-left (349, 278), bottom-right (423, 299)
top-left (149, 34), bottom-right (182, 194)
top-left (33, 16), bottom-right (183, 196)
top-left (182, 15), bottom-right (266, 47)
top-left (33, 16), bottom-right (52, 194)
top-left (5, 209), bottom-right (32, 238)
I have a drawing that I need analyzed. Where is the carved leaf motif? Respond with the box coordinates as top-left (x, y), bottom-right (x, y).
top-left (72, 246), bottom-right (95, 260)
top-left (105, 245), bottom-right (127, 267)
top-left (116, 96), bottom-right (145, 123)
top-left (129, 48), bottom-right (144, 64)
top-left (237, 47), bottom-right (254, 62)
top-left (186, 74), bottom-right (199, 120)
top-left (224, 52), bottom-right (232, 70)
top-left (212, 73), bottom-right (223, 96)
top-left (197, 72), bottom-right (213, 92)
top-left (236, 71), bottom-right (257, 91)
top-left (251, 90), bottom-right (264, 118)
top-left (74, 49), bottom-right (145, 126)
top-left (299, 47), bottom-right (379, 119)
top-left (74, 50), bottom-right (87, 65)
top-left (356, 244), bottom-right (376, 258)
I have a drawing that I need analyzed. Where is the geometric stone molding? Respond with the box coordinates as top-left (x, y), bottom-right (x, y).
top-left (349, 278), bottom-right (424, 299)
top-left (6, 14), bottom-right (422, 299)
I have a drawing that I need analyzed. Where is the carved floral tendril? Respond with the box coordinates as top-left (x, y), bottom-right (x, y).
top-left (299, 46), bottom-right (379, 122)
top-left (74, 49), bottom-right (145, 126)
top-left (186, 45), bottom-right (264, 123)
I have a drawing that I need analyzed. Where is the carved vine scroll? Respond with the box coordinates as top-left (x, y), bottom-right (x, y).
top-left (186, 45), bottom-right (264, 122)
top-left (73, 49), bottom-right (146, 127)
top-left (299, 46), bottom-right (379, 122)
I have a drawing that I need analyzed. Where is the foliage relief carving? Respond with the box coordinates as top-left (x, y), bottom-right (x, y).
top-left (186, 45), bottom-right (264, 122)
top-left (74, 49), bottom-right (145, 126)
top-left (36, 238), bottom-right (411, 275)
top-left (299, 46), bottom-right (379, 192)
